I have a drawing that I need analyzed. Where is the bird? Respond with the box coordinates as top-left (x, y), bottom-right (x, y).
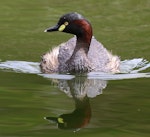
top-left (40, 12), bottom-right (120, 73)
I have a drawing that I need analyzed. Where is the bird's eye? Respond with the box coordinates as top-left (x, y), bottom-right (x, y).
top-left (58, 21), bottom-right (69, 32)
top-left (64, 21), bottom-right (69, 26)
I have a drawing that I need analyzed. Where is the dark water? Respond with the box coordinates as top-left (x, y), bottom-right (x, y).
top-left (0, 0), bottom-right (150, 137)
top-left (0, 61), bottom-right (149, 137)
top-left (0, 70), bottom-right (150, 137)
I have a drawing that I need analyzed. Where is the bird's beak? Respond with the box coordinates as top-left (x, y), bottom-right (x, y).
top-left (44, 24), bottom-right (59, 32)
top-left (44, 117), bottom-right (58, 123)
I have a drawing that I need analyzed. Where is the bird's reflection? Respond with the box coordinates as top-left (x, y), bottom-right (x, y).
top-left (45, 95), bottom-right (91, 131)
top-left (45, 75), bottom-right (107, 131)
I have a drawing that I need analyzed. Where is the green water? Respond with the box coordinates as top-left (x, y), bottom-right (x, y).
top-left (0, 0), bottom-right (150, 137)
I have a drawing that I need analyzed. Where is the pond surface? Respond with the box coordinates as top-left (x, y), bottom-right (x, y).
top-left (0, 0), bottom-right (150, 137)
top-left (0, 68), bottom-right (150, 137)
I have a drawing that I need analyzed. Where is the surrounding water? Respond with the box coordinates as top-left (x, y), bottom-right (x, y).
top-left (0, 0), bottom-right (150, 137)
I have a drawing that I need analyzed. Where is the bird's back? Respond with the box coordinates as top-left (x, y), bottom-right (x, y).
top-left (58, 36), bottom-right (120, 73)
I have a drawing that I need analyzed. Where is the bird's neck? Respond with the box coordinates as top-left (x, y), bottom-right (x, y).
top-left (74, 19), bottom-right (93, 53)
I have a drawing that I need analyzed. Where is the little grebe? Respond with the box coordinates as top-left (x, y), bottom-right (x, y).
top-left (40, 12), bottom-right (120, 73)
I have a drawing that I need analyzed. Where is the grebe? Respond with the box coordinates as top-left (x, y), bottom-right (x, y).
top-left (40, 12), bottom-right (120, 73)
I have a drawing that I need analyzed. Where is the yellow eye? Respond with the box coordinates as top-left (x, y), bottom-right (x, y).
top-left (58, 22), bottom-right (69, 32)
top-left (64, 21), bottom-right (69, 26)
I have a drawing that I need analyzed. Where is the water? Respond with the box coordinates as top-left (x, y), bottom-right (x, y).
top-left (0, 60), bottom-right (149, 137)
top-left (0, 0), bottom-right (150, 137)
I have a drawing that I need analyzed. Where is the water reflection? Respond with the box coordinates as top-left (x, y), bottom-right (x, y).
top-left (45, 76), bottom-right (107, 131)
top-left (0, 60), bottom-right (150, 131)
top-left (45, 95), bottom-right (91, 131)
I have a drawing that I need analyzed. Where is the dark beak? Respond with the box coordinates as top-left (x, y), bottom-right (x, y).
top-left (44, 117), bottom-right (58, 123)
top-left (44, 24), bottom-right (59, 32)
